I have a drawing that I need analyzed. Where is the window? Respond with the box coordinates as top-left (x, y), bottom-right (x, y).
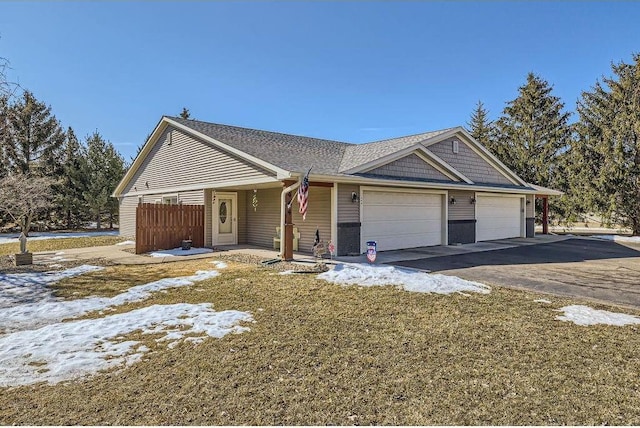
top-left (162, 196), bottom-right (178, 205)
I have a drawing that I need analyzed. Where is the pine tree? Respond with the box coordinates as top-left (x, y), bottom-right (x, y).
top-left (494, 73), bottom-right (572, 188)
top-left (573, 54), bottom-right (640, 235)
top-left (467, 100), bottom-right (496, 151)
top-left (1, 90), bottom-right (65, 177)
top-left (56, 127), bottom-right (88, 229)
top-left (83, 132), bottom-right (126, 229)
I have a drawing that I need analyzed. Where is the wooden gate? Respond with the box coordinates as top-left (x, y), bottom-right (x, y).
top-left (135, 203), bottom-right (205, 254)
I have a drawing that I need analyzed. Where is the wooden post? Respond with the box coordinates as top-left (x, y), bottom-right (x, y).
top-left (284, 181), bottom-right (295, 261)
top-left (542, 196), bottom-right (549, 234)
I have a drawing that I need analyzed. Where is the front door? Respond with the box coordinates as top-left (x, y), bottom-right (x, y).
top-left (214, 193), bottom-right (237, 245)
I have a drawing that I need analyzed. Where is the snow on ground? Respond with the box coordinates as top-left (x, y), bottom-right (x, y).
top-left (0, 268), bottom-right (220, 333)
top-left (534, 299), bottom-right (552, 304)
top-left (0, 230), bottom-right (119, 245)
top-left (209, 261), bottom-right (228, 269)
top-left (149, 247), bottom-right (214, 257)
top-left (317, 263), bottom-right (490, 295)
top-left (0, 265), bottom-right (104, 309)
top-left (0, 303), bottom-right (252, 387)
top-left (556, 305), bottom-right (640, 326)
top-left (116, 240), bottom-right (136, 246)
top-left (593, 234), bottom-right (640, 243)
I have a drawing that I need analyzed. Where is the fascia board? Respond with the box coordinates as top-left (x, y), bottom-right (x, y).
top-left (416, 148), bottom-right (473, 184)
top-left (113, 117), bottom-right (292, 197)
top-left (164, 118), bottom-right (292, 179)
top-left (308, 173), bottom-right (538, 195)
top-left (112, 118), bottom-right (168, 197)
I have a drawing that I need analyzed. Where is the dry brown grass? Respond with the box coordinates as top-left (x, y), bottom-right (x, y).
top-left (0, 235), bottom-right (126, 256)
top-left (2, 257), bottom-right (640, 425)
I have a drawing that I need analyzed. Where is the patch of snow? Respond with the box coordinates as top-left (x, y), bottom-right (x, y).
top-left (317, 264), bottom-right (490, 295)
top-left (0, 303), bottom-right (252, 387)
top-left (0, 231), bottom-right (119, 245)
top-left (593, 234), bottom-right (640, 243)
top-left (148, 247), bottom-right (214, 257)
top-left (0, 269), bottom-right (220, 333)
top-left (556, 305), bottom-right (640, 326)
top-left (115, 240), bottom-right (135, 246)
top-left (534, 299), bottom-right (552, 304)
top-left (0, 265), bottom-right (104, 309)
top-left (209, 261), bottom-right (228, 269)
top-left (278, 270), bottom-right (295, 275)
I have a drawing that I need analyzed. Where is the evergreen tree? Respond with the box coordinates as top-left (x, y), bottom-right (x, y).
top-left (573, 54), bottom-right (640, 235)
top-left (494, 73), bottom-right (572, 188)
top-left (56, 127), bottom-right (88, 228)
top-left (1, 90), bottom-right (65, 177)
top-left (83, 132), bottom-right (126, 229)
top-left (467, 100), bottom-right (496, 151)
top-left (179, 107), bottom-right (191, 119)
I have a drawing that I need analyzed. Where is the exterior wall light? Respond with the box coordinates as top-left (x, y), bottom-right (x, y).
top-left (449, 197), bottom-right (456, 205)
top-left (470, 197), bottom-right (476, 204)
top-left (351, 192), bottom-right (359, 203)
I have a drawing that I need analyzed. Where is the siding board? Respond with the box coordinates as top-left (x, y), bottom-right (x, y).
top-left (448, 190), bottom-right (475, 220)
top-left (123, 126), bottom-right (275, 194)
top-left (338, 184), bottom-right (360, 223)
top-left (429, 138), bottom-right (513, 185)
top-left (367, 153), bottom-right (453, 181)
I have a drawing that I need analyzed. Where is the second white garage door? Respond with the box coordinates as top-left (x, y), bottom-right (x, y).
top-left (476, 195), bottom-right (522, 241)
top-left (361, 190), bottom-right (443, 252)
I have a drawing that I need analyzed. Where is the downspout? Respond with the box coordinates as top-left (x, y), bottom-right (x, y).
top-left (280, 181), bottom-right (300, 259)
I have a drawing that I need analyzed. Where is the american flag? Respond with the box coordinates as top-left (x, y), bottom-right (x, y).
top-left (297, 168), bottom-right (311, 220)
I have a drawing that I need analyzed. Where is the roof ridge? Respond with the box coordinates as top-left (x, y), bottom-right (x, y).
top-left (362, 126), bottom-right (459, 145)
top-left (166, 116), bottom-right (354, 147)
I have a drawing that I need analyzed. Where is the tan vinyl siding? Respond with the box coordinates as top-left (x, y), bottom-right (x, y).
top-left (238, 190), bottom-right (248, 244)
top-left (178, 190), bottom-right (204, 205)
top-left (246, 188), bottom-right (282, 248)
top-left (338, 184), bottom-right (360, 223)
top-left (449, 190), bottom-right (476, 220)
top-left (118, 196), bottom-right (139, 238)
top-left (526, 194), bottom-right (535, 217)
top-left (123, 126), bottom-right (275, 194)
top-left (204, 190), bottom-right (212, 247)
top-left (429, 138), bottom-right (514, 185)
top-left (366, 153), bottom-right (453, 181)
top-left (292, 187), bottom-right (331, 252)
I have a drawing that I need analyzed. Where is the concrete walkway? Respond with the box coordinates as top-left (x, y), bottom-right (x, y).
top-left (335, 234), bottom-right (570, 265)
top-left (32, 243), bottom-right (324, 266)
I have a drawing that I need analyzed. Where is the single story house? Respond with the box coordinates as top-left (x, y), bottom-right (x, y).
top-left (113, 116), bottom-right (560, 256)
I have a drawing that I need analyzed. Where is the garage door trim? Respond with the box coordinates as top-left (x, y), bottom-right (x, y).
top-left (359, 186), bottom-right (448, 253)
top-left (475, 192), bottom-right (525, 242)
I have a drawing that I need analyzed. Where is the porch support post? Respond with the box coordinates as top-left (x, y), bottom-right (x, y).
top-left (542, 196), bottom-right (549, 234)
top-left (280, 180), bottom-right (298, 261)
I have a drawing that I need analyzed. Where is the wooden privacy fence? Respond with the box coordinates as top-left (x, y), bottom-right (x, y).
top-left (136, 203), bottom-right (204, 254)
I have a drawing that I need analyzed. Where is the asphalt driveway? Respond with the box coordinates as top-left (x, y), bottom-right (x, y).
top-left (392, 237), bottom-right (640, 309)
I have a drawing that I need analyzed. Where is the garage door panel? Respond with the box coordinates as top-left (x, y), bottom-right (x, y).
top-left (476, 195), bottom-right (522, 241)
top-left (361, 190), bottom-right (443, 251)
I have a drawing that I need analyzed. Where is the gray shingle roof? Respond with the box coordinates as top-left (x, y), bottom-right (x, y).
top-left (339, 128), bottom-right (456, 172)
top-left (168, 116), bottom-right (455, 175)
top-left (168, 116), bottom-right (350, 175)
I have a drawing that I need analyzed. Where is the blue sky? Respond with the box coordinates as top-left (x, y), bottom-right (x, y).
top-left (1, 1), bottom-right (639, 160)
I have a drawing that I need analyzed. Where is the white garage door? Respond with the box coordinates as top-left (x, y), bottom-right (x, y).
top-left (476, 195), bottom-right (522, 241)
top-left (361, 190), bottom-right (443, 252)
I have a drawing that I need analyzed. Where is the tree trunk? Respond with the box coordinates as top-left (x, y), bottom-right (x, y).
top-left (66, 209), bottom-right (72, 230)
top-left (96, 213), bottom-right (101, 230)
top-left (109, 212), bottom-right (113, 229)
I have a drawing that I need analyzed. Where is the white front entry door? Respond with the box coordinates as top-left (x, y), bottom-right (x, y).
top-left (214, 193), bottom-right (237, 245)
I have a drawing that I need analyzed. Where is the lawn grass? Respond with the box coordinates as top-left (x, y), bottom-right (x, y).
top-left (2, 257), bottom-right (640, 425)
top-left (0, 235), bottom-right (126, 256)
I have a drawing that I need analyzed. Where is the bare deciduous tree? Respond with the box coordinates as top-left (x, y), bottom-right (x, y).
top-left (0, 173), bottom-right (55, 235)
